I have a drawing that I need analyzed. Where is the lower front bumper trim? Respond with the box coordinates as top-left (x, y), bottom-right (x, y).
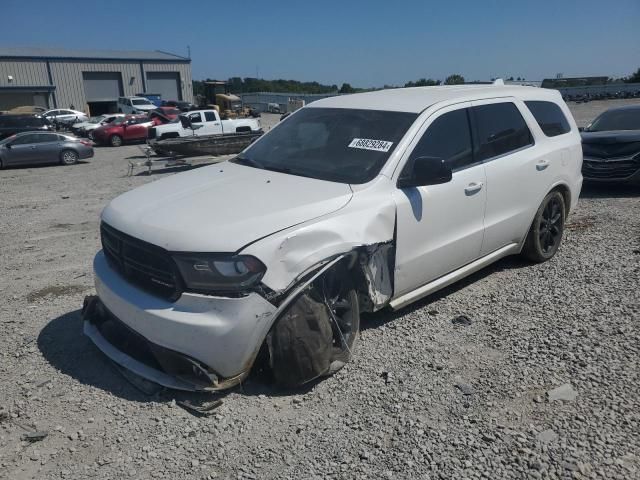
top-left (82, 296), bottom-right (249, 392)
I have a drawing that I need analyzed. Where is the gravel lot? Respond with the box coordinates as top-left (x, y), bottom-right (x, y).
top-left (0, 104), bottom-right (639, 480)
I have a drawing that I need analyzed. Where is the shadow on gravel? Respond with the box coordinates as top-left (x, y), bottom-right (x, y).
top-left (361, 255), bottom-right (531, 331)
top-left (580, 183), bottom-right (640, 198)
top-left (37, 308), bottom-right (315, 408)
top-left (0, 160), bottom-right (90, 170)
top-left (37, 309), bottom-right (159, 403)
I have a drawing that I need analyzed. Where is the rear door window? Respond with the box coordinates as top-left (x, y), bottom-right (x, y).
top-left (407, 108), bottom-right (474, 171)
top-left (204, 111), bottom-right (217, 122)
top-left (471, 102), bottom-right (533, 161)
top-left (525, 101), bottom-right (571, 137)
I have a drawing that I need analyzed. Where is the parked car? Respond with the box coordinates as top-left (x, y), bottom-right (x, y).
top-left (147, 110), bottom-right (261, 140)
top-left (5, 105), bottom-right (48, 114)
top-left (267, 102), bottom-right (281, 113)
top-left (581, 105), bottom-right (640, 184)
top-left (161, 100), bottom-right (196, 112)
top-left (92, 114), bottom-right (153, 147)
top-left (83, 84), bottom-right (582, 392)
top-left (0, 114), bottom-right (53, 140)
top-left (43, 109), bottom-right (89, 126)
top-left (71, 114), bottom-right (125, 139)
top-left (117, 97), bottom-right (157, 114)
top-left (0, 131), bottom-right (93, 168)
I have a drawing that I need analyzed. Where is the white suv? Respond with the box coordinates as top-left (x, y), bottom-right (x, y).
top-left (117, 96), bottom-right (157, 114)
top-left (84, 84), bottom-right (583, 391)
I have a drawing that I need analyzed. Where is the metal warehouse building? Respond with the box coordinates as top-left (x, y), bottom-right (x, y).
top-left (0, 47), bottom-right (193, 115)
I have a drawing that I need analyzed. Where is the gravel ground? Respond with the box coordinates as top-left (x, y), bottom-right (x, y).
top-left (0, 106), bottom-right (639, 480)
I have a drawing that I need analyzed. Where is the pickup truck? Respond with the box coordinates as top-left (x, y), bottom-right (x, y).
top-left (148, 110), bottom-right (261, 140)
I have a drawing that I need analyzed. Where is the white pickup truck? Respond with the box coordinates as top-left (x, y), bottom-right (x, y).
top-left (148, 110), bottom-right (262, 140)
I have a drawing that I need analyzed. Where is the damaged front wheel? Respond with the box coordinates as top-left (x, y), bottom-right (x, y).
top-left (268, 262), bottom-right (360, 388)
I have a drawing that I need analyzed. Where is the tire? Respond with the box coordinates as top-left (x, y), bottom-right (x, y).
top-left (315, 263), bottom-right (360, 371)
top-left (60, 149), bottom-right (78, 165)
top-left (109, 135), bottom-right (123, 147)
top-left (521, 191), bottom-right (566, 263)
top-left (269, 262), bottom-right (360, 387)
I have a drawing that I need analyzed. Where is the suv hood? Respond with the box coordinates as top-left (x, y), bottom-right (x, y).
top-left (101, 161), bottom-right (353, 252)
top-left (581, 130), bottom-right (640, 144)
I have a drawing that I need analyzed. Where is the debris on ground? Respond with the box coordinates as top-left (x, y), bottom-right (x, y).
top-left (547, 383), bottom-right (578, 402)
top-left (21, 431), bottom-right (48, 443)
top-left (537, 429), bottom-right (559, 444)
top-left (177, 399), bottom-right (223, 416)
top-left (451, 315), bottom-right (472, 326)
top-left (455, 382), bottom-right (475, 395)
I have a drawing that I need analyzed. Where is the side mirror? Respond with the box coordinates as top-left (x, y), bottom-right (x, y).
top-left (180, 116), bottom-right (193, 129)
top-left (397, 156), bottom-right (452, 188)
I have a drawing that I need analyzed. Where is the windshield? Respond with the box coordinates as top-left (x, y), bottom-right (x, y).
top-left (231, 107), bottom-right (417, 184)
top-left (89, 116), bottom-right (103, 123)
top-left (132, 99), bottom-right (153, 106)
top-left (587, 108), bottom-right (640, 132)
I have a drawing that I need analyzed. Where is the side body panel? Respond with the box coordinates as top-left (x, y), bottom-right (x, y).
top-left (391, 102), bottom-right (487, 295)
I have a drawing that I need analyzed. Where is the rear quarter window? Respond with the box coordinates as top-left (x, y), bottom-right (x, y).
top-left (525, 101), bottom-right (571, 137)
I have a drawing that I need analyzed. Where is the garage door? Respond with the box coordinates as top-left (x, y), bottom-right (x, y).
top-left (147, 72), bottom-right (181, 101)
top-left (0, 92), bottom-right (37, 110)
top-left (83, 72), bottom-right (123, 102)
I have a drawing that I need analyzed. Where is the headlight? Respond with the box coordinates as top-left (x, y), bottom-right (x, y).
top-left (173, 254), bottom-right (266, 293)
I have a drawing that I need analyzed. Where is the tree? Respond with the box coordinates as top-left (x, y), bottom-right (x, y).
top-left (404, 78), bottom-right (440, 88)
top-left (339, 83), bottom-right (355, 94)
top-left (626, 68), bottom-right (640, 83)
top-left (508, 76), bottom-right (514, 81)
top-left (444, 74), bottom-right (465, 85)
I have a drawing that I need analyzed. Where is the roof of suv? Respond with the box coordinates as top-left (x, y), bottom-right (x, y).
top-left (310, 84), bottom-right (560, 113)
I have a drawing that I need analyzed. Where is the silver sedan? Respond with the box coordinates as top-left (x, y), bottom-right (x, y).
top-left (0, 132), bottom-right (94, 168)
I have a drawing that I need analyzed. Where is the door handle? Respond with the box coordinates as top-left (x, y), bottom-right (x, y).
top-left (464, 182), bottom-right (483, 195)
top-left (536, 160), bottom-right (550, 171)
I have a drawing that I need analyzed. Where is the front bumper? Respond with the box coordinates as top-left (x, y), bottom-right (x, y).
top-left (582, 156), bottom-right (640, 184)
top-left (87, 251), bottom-right (278, 389)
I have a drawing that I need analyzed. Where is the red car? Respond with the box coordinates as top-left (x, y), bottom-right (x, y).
top-left (92, 115), bottom-right (153, 147)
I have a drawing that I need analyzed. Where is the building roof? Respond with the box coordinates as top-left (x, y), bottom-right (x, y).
top-left (0, 47), bottom-right (189, 62)
top-left (310, 84), bottom-right (559, 113)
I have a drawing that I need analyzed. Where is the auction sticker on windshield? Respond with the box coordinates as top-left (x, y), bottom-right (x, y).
top-left (348, 138), bottom-right (393, 152)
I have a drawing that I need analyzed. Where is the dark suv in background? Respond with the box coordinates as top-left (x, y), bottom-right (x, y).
top-left (0, 114), bottom-right (52, 140)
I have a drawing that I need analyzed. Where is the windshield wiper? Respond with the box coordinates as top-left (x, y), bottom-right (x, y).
top-left (233, 155), bottom-right (264, 169)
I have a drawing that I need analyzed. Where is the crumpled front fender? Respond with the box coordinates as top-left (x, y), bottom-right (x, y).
top-left (241, 179), bottom-right (396, 293)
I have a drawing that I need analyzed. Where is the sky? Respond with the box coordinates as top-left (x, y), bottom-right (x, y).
top-left (2, 0), bottom-right (639, 88)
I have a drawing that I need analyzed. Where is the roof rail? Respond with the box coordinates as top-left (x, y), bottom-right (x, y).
top-left (493, 78), bottom-right (505, 86)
